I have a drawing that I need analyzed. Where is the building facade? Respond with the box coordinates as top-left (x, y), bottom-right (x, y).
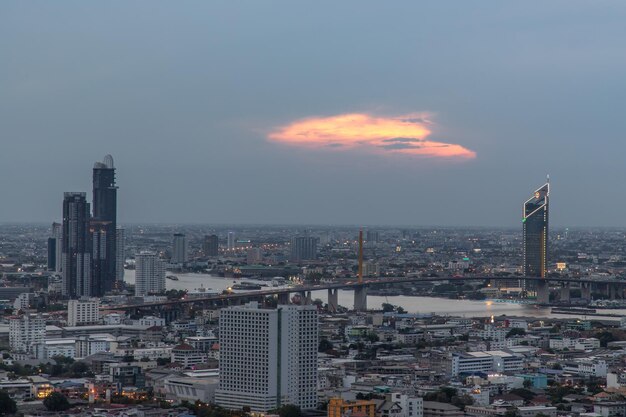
top-left (172, 233), bottom-right (188, 264)
top-left (135, 252), bottom-right (166, 296)
top-left (523, 182), bottom-right (549, 278)
top-left (116, 227), bottom-right (125, 282)
top-left (92, 155), bottom-right (118, 294)
top-left (215, 302), bottom-right (318, 412)
top-left (9, 314), bottom-right (45, 354)
top-left (203, 235), bottom-right (219, 257)
top-left (290, 236), bottom-right (318, 262)
top-left (68, 299), bottom-right (100, 327)
top-left (62, 192), bottom-right (92, 298)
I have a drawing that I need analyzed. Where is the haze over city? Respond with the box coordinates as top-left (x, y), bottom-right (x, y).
top-left (2, 1), bottom-right (626, 226)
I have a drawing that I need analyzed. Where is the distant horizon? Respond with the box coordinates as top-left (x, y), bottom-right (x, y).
top-left (3, 2), bottom-right (626, 227)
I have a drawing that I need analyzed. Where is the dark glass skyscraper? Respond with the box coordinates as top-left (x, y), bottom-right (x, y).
top-left (62, 192), bottom-right (92, 297)
top-left (92, 155), bottom-right (118, 294)
top-left (523, 182), bottom-right (549, 278)
top-left (203, 234), bottom-right (219, 257)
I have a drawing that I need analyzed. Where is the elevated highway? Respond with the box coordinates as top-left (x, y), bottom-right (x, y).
top-left (101, 275), bottom-right (626, 314)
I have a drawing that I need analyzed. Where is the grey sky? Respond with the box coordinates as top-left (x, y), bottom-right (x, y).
top-left (1, 1), bottom-right (625, 226)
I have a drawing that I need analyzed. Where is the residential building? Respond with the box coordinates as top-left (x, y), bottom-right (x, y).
top-left (215, 302), bottom-right (318, 412)
top-left (451, 351), bottom-right (524, 376)
top-left (116, 227), bottom-right (125, 282)
top-left (9, 314), bottom-right (45, 354)
top-left (203, 235), bottom-right (219, 257)
top-left (61, 192), bottom-right (92, 297)
top-left (135, 251), bottom-right (166, 296)
top-left (172, 233), bottom-right (188, 264)
top-left (328, 398), bottom-right (377, 417)
top-left (92, 154), bottom-right (118, 294)
top-left (290, 236), bottom-right (318, 262)
top-left (68, 299), bottom-right (100, 327)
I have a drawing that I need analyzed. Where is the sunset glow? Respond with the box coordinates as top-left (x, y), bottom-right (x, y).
top-left (268, 113), bottom-right (476, 159)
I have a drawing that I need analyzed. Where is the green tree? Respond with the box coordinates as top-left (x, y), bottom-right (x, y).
top-left (506, 328), bottom-right (526, 338)
top-left (43, 392), bottom-right (71, 412)
top-left (275, 404), bottom-right (302, 417)
top-left (318, 339), bottom-right (334, 352)
top-left (0, 391), bottom-right (16, 416)
top-left (382, 303), bottom-right (395, 313)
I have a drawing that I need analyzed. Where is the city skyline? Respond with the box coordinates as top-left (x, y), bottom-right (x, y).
top-left (2, 2), bottom-right (626, 227)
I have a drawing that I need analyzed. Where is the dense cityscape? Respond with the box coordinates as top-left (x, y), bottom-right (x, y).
top-left (1, 156), bottom-right (626, 417)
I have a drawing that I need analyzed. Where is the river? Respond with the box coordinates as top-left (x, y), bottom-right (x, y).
top-left (123, 271), bottom-right (625, 320)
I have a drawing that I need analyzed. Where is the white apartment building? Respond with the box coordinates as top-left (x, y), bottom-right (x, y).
top-left (215, 302), bottom-right (318, 412)
top-left (135, 251), bottom-right (166, 296)
top-left (451, 351), bottom-right (524, 376)
top-left (13, 293), bottom-right (36, 311)
top-left (563, 359), bottom-right (608, 377)
top-left (33, 339), bottom-right (76, 360)
top-left (9, 314), bottom-right (45, 354)
top-left (68, 299), bottom-right (100, 327)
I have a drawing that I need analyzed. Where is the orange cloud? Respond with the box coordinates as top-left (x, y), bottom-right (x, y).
top-left (268, 113), bottom-right (476, 160)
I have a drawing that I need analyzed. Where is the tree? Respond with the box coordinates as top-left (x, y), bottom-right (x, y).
top-left (382, 303), bottom-right (395, 313)
top-left (0, 391), bottom-right (16, 416)
top-left (506, 328), bottom-right (526, 338)
top-left (275, 404), bottom-right (302, 417)
top-left (43, 392), bottom-right (71, 412)
top-left (523, 379), bottom-right (532, 389)
top-left (318, 339), bottom-right (334, 352)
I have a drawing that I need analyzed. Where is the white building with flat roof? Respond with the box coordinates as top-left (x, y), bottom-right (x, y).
top-left (9, 314), bottom-right (45, 354)
top-left (68, 299), bottom-right (100, 327)
top-left (215, 302), bottom-right (318, 412)
top-left (451, 351), bottom-right (524, 376)
top-left (135, 252), bottom-right (166, 296)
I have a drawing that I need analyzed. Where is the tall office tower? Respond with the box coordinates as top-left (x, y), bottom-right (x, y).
top-left (290, 236), bottom-right (318, 262)
top-left (135, 251), bottom-right (166, 296)
top-left (47, 222), bottom-right (63, 272)
top-left (523, 181), bottom-right (550, 278)
top-left (116, 227), bottom-right (125, 282)
top-left (62, 192), bottom-right (93, 298)
top-left (227, 231), bottom-right (236, 251)
top-left (9, 314), bottom-right (45, 354)
top-left (172, 233), bottom-right (188, 264)
top-left (247, 248), bottom-right (262, 264)
top-left (92, 155), bottom-right (118, 293)
top-left (203, 234), bottom-right (219, 257)
top-left (216, 302), bottom-right (318, 412)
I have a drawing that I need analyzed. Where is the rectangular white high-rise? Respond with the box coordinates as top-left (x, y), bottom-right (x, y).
top-left (227, 231), bottom-right (236, 251)
top-left (68, 299), bottom-right (100, 327)
top-left (215, 302), bottom-right (318, 412)
top-left (135, 251), bottom-right (166, 296)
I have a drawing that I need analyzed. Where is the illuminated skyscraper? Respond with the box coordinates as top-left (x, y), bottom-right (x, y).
top-left (92, 155), bottom-right (118, 293)
top-left (523, 181), bottom-right (549, 278)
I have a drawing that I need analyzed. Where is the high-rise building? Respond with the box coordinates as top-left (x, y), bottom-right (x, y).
top-left (135, 251), bottom-right (166, 296)
top-left (172, 233), bottom-right (188, 264)
top-left (92, 155), bottom-right (118, 294)
top-left (523, 182), bottom-right (550, 278)
top-left (290, 236), bottom-right (318, 262)
top-left (215, 302), bottom-right (318, 412)
top-left (47, 222), bottom-right (63, 272)
top-left (366, 230), bottom-right (379, 243)
top-left (68, 299), bottom-right (100, 327)
top-left (9, 314), bottom-right (45, 354)
top-left (203, 234), bottom-right (219, 257)
top-left (116, 227), bottom-right (125, 282)
top-left (62, 192), bottom-right (92, 298)
top-left (227, 231), bottom-right (236, 251)
top-left (90, 220), bottom-right (111, 296)
top-left (247, 248), bottom-right (262, 264)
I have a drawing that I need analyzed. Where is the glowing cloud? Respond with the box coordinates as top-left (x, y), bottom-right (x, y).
top-left (268, 113), bottom-right (476, 160)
